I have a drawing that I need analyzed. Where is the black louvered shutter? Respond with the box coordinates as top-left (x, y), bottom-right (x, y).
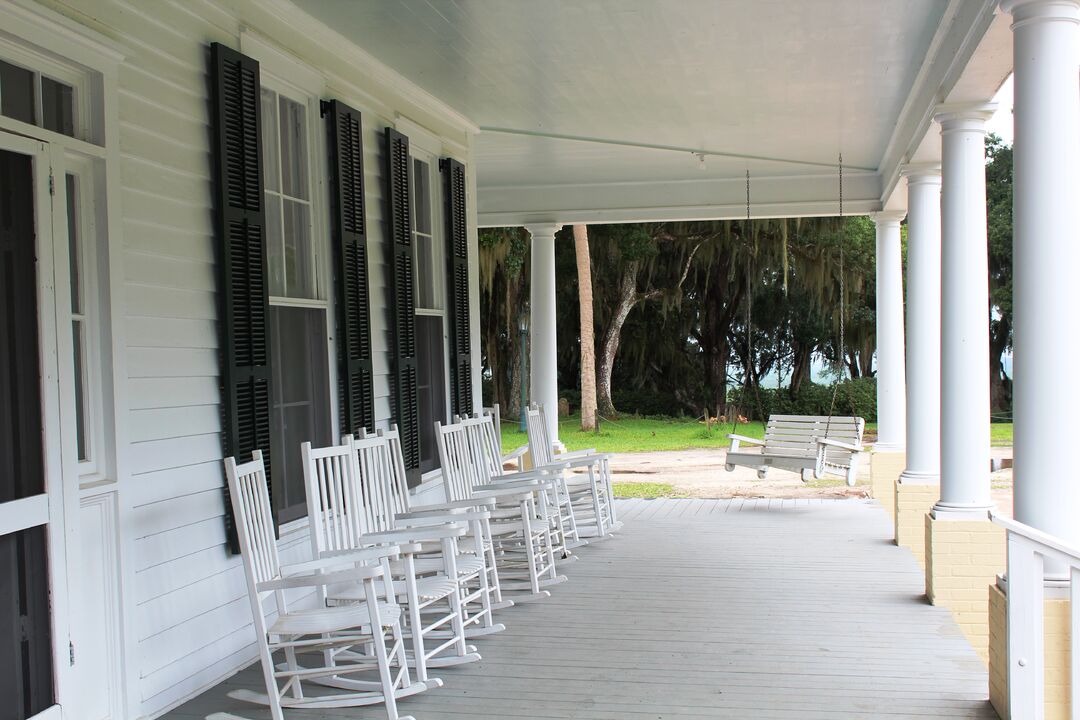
top-left (441, 158), bottom-right (473, 418)
top-left (209, 43), bottom-right (274, 552)
top-left (325, 100), bottom-right (374, 435)
top-left (385, 128), bottom-right (420, 474)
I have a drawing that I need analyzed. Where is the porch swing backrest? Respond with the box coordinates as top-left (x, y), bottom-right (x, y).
top-left (763, 415), bottom-right (864, 464)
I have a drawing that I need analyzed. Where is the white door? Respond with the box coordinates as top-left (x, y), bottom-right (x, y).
top-left (0, 131), bottom-right (76, 720)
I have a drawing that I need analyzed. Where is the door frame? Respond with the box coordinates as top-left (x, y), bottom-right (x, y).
top-left (0, 130), bottom-right (79, 719)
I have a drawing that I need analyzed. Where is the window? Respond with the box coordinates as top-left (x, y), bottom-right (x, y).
top-left (412, 157), bottom-right (441, 311)
top-left (0, 58), bottom-right (76, 137)
top-left (260, 82), bottom-right (331, 523)
top-left (410, 151), bottom-right (447, 474)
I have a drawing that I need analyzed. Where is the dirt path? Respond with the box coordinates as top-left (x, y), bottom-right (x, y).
top-left (601, 447), bottom-right (1017, 506)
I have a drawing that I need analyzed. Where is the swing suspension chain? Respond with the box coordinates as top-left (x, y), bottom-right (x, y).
top-left (826, 153), bottom-right (845, 438)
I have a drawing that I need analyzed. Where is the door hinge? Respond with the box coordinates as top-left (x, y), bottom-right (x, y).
top-left (68, 640), bottom-right (75, 666)
top-left (49, 171), bottom-right (55, 196)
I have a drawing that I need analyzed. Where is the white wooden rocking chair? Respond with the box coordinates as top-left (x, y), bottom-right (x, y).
top-left (218, 451), bottom-right (428, 720)
top-left (526, 403), bottom-right (621, 539)
top-left (725, 414), bottom-right (865, 486)
top-left (302, 438), bottom-right (479, 683)
top-left (366, 425), bottom-right (514, 628)
top-left (436, 416), bottom-right (566, 601)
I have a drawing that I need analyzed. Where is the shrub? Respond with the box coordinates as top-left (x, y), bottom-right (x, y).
top-left (728, 377), bottom-right (877, 422)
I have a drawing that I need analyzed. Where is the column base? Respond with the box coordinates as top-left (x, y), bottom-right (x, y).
top-left (989, 581), bottom-right (1073, 720)
top-left (870, 451), bottom-right (906, 528)
top-left (894, 474), bottom-right (938, 566)
top-left (925, 512), bottom-right (1006, 662)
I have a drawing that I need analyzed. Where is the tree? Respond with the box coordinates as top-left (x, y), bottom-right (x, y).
top-left (573, 224), bottom-right (598, 431)
top-left (478, 227), bottom-right (529, 418)
top-left (986, 134), bottom-right (1013, 413)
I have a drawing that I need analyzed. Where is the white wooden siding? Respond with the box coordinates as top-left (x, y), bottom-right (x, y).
top-left (34, 0), bottom-right (477, 716)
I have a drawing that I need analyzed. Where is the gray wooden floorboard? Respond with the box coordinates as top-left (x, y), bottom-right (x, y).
top-left (162, 498), bottom-right (997, 719)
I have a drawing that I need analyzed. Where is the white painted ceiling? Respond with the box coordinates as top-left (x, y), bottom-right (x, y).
top-left (295, 0), bottom-right (1007, 223)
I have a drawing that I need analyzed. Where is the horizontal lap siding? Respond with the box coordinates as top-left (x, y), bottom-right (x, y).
top-left (38, 0), bottom-right (471, 714)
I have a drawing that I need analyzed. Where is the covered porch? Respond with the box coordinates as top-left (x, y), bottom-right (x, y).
top-left (163, 498), bottom-right (995, 719)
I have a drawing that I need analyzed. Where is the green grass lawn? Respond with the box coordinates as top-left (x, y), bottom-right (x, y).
top-left (499, 413), bottom-right (1014, 455)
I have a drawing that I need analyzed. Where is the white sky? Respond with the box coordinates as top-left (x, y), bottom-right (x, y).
top-left (986, 74), bottom-right (1014, 144)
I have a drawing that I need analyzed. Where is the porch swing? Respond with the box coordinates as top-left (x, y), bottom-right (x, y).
top-left (723, 158), bottom-right (866, 486)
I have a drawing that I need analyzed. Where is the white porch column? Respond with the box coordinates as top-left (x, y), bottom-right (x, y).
top-left (1002, 0), bottom-right (1080, 547)
top-left (525, 223), bottom-right (562, 444)
top-left (934, 104), bottom-right (996, 515)
top-left (899, 166), bottom-right (942, 484)
top-left (872, 211), bottom-right (907, 453)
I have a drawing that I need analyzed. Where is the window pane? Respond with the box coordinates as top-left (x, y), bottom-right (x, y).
top-left (66, 175), bottom-right (80, 314)
top-left (415, 235), bottom-right (438, 310)
top-left (72, 320), bottom-right (88, 462)
top-left (265, 194), bottom-right (285, 297)
top-left (412, 158), bottom-right (431, 234)
top-left (270, 306), bottom-right (330, 522)
top-left (416, 315), bottom-right (446, 474)
top-left (41, 76), bottom-right (74, 137)
top-left (260, 89), bottom-right (279, 193)
top-left (283, 199), bottom-right (314, 299)
top-left (278, 96), bottom-right (308, 200)
top-left (0, 60), bottom-right (35, 125)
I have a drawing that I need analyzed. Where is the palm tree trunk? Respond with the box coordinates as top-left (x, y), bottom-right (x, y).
top-left (573, 225), bottom-right (598, 431)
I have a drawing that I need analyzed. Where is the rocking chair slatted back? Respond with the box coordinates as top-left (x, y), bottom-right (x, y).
top-left (302, 439), bottom-right (369, 557)
top-left (373, 425), bottom-right (413, 519)
top-left (526, 405), bottom-right (557, 467)
top-left (436, 418), bottom-right (490, 501)
top-left (353, 434), bottom-right (396, 534)
top-left (470, 412), bottom-right (505, 480)
top-left (224, 451), bottom-right (281, 587)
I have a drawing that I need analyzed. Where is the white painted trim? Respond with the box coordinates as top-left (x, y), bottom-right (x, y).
top-left (396, 115), bottom-right (443, 156)
top-left (0, 0), bottom-right (128, 63)
top-left (0, 494), bottom-right (49, 535)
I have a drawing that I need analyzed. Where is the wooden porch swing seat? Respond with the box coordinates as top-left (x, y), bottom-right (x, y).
top-left (725, 415), bottom-right (865, 486)
top-left (219, 451), bottom-right (431, 720)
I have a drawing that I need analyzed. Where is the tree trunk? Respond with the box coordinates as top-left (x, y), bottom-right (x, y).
top-left (989, 319), bottom-right (1012, 413)
top-left (701, 257), bottom-right (740, 419)
top-left (789, 341), bottom-right (813, 396)
top-left (597, 260), bottom-right (640, 418)
top-left (573, 225), bottom-right (598, 431)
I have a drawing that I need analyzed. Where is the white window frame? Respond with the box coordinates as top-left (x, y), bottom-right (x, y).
top-left (244, 32), bottom-right (337, 534)
top-left (0, 35), bottom-right (100, 145)
top-left (63, 153), bottom-right (110, 485)
top-left (401, 120), bottom-right (452, 484)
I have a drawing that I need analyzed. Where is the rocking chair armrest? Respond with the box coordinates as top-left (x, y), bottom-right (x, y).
top-left (406, 498), bottom-right (497, 514)
top-left (258, 563), bottom-right (385, 592)
top-left (396, 509), bottom-right (491, 525)
top-left (540, 455), bottom-right (610, 471)
top-left (816, 437), bottom-right (863, 453)
top-left (489, 468), bottom-right (557, 484)
top-left (556, 448), bottom-right (601, 460)
top-left (360, 525), bottom-right (468, 545)
top-left (470, 484), bottom-right (538, 500)
top-left (278, 546), bottom-right (401, 578)
top-left (502, 445), bottom-right (529, 463)
top-left (727, 433), bottom-right (765, 446)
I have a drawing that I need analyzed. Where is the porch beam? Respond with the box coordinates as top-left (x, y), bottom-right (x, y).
top-left (1003, 0), bottom-right (1080, 550)
top-left (933, 103), bottom-right (996, 517)
top-left (871, 211), bottom-right (907, 453)
top-left (525, 223), bottom-right (563, 445)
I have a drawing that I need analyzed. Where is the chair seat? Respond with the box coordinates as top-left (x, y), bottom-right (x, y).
top-left (329, 574), bottom-right (457, 604)
top-left (269, 600), bottom-right (400, 636)
top-left (408, 554), bottom-right (485, 578)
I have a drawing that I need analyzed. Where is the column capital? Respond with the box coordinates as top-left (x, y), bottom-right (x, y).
top-left (523, 223), bottom-right (563, 240)
top-left (1001, 0), bottom-right (1080, 28)
top-left (871, 210), bottom-right (907, 227)
top-left (900, 162), bottom-right (942, 184)
top-left (934, 102), bottom-right (997, 132)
